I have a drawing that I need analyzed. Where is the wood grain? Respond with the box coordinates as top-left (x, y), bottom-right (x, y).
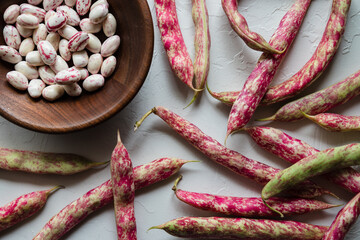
top-left (0, 0), bottom-right (154, 133)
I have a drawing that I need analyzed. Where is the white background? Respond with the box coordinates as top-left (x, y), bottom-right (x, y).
top-left (1, 0), bottom-right (360, 239)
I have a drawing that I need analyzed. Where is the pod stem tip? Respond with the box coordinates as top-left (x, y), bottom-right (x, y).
top-left (172, 175), bottom-right (183, 192)
top-left (134, 107), bottom-right (156, 131)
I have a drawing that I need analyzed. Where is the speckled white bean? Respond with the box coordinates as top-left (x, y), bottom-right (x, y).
top-left (70, 66), bottom-right (89, 80)
top-left (59, 39), bottom-right (72, 61)
top-left (103, 13), bottom-right (116, 37)
top-left (87, 53), bottom-right (103, 74)
top-left (79, 18), bottom-right (102, 33)
top-left (28, 79), bottom-right (45, 98)
top-left (58, 25), bottom-right (78, 40)
top-left (33, 24), bottom-right (48, 45)
top-left (45, 10), bottom-right (56, 22)
top-left (57, 5), bottom-right (80, 26)
top-left (28, 0), bottom-right (43, 5)
top-left (20, 4), bottom-right (46, 22)
top-left (72, 50), bottom-right (88, 68)
top-left (55, 68), bottom-right (81, 85)
top-left (16, 22), bottom-right (33, 38)
top-left (6, 71), bottom-right (28, 91)
top-left (15, 61), bottom-right (39, 80)
top-left (42, 85), bottom-right (64, 101)
top-left (43, 0), bottom-right (63, 11)
top-left (46, 11), bottom-right (68, 32)
top-left (83, 74), bottom-right (104, 92)
top-left (39, 65), bottom-right (56, 85)
top-left (4, 5), bottom-right (20, 24)
top-left (3, 25), bottom-right (21, 50)
top-left (46, 32), bottom-right (60, 51)
top-left (68, 31), bottom-right (89, 52)
top-left (26, 51), bottom-right (45, 66)
top-left (101, 55), bottom-right (116, 77)
top-left (65, 0), bottom-right (76, 7)
top-left (50, 55), bottom-right (69, 73)
top-left (76, 0), bottom-right (91, 16)
top-left (0, 45), bottom-right (22, 64)
top-left (91, 0), bottom-right (108, 11)
top-left (63, 82), bottom-right (82, 96)
top-left (38, 40), bottom-right (57, 65)
top-left (86, 33), bottom-right (101, 53)
top-left (101, 35), bottom-right (120, 57)
top-left (89, 4), bottom-right (108, 24)
top-left (19, 38), bottom-right (35, 57)
top-left (16, 14), bottom-right (40, 29)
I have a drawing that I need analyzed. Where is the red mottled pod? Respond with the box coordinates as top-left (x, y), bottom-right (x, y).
top-left (222, 0), bottom-right (283, 54)
top-left (111, 132), bottom-right (136, 239)
top-left (262, 0), bottom-right (352, 105)
top-left (303, 112), bottom-right (360, 132)
top-left (149, 217), bottom-right (329, 239)
top-left (172, 176), bottom-right (338, 217)
top-left (260, 69), bottom-right (360, 122)
top-left (155, 0), bottom-right (195, 90)
top-left (134, 106), bottom-right (332, 199)
top-left (323, 192), bottom-right (360, 240)
top-left (33, 158), bottom-right (195, 240)
top-left (226, 0), bottom-right (311, 137)
top-left (0, 186), bottom-right (62, 232)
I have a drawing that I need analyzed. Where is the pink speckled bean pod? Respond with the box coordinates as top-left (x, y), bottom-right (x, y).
top-left (111, 132), bottom-right (136, 239)
top-left (155, 0), bottom-right (195, 90)
top-left (32, 158), bottom-right (194, 240)
top-left (323, 192), bottom-right (360, 240)
top-left (0, 186), bottom-right (62, 232)
top-left (262, 0), bottom-right (351, 105)
top-left (303, 112), bottom-right (360, 132)
top-left (207, 86), bottom-right (238, 106)
top-left (187, 0), bottom-right (211, 106)
top-left (0, 147), bottom-right (107, 175)
top-left (172, 175), bottom-right (338, 217)
top-left (226, 0), bottom-right (311, 137)
top-left (149, 216), bottom-right (329, 239)
top-left (134, 106), bottom-right (332, 199)
top-left (260, 69), bottom-right (360, 122)
top-left (222, 0), bottom-right (283, 54)
top-left (246, 126), bottom-right (360, 194)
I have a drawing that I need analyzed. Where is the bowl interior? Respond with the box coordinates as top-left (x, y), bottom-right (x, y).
top-left (0, 0), bottom-right (154, 133)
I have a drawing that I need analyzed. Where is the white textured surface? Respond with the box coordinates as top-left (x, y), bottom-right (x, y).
top-left (1, 0), bottom-right (360, 239)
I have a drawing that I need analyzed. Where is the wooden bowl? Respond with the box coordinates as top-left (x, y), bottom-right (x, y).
top-left (0, 0), bottom-right (154, 133)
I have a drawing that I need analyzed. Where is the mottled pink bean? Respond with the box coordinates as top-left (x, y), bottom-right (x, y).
top-left (6, 71), bottom-right (28, 91)
top-left (55, 68), bottom-right (81, 85)
top-left (33, 24), bottom-right (48, 45)
top-left (38, 40), bottom-right (57, 65)
top-left (79, 18), bottom-right (102, 33)
top-left (16, 14), bottom-right (40, 29)
top-left (20, 3), bottom-right (46, 22)
top-left (28, 79), bottom-right (46, 98)
top-left (89, 4), bottom-right (108, 24)
top-left (43, 0), bottom-right (63, 11)
top-left (103, 13), bottom-right (116, 37)
top-left (4, 4), bottom-right (20, 24)
top-left (39, 66), bottom-right (56, 85)
top-left (76, 0), bottom-right (91, 16)
top-left (57, 5), bottom-right (80, 26)
top-left (63, 83), bottom-right (82, 97)
top-left (0, 45), bottom-right (22, 64)
top-left (59, 39), bottom-right (72, 61)
top-left (3, 25), bottom-right (21, 50)
top-left (19, 38), bottom-right (35, 57)
top-left (46, 11), bottom-right (68, 32)
top-left (68, 31), bottom-right (89, 52)
top-left (101, 55), bottom-right (116, 77)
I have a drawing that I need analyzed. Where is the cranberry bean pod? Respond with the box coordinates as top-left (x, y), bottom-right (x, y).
top-left (323, 192), bottom-right (360, 240)
top-left (155, 0), bottom-right (195, 90)
top-left (262, 143), bottom-right (360, 215)
top-left (246, 126), bottom-right (360, 194)
top-left (207, 86), bottom-right (237, 106)
top-left (28, 79), bottom-right (46, 98)
top-left (149, 217), bottom-right (328, 239)
top-left (0, 45), bottom-right (22, 64)
top-left (303, 112), bottom-right (360, 132)
top-left (226, 0), bottom-right (311, 137)
top-left (4, 4), bottom-right (20, 24)
top-left (134, 106), bottom-right (331, 199)
top-left (172, 176), bottom-right (338, 217)
top-left (0, 186), bottom-right (62, 232)
top-left (111, 132), bottom-right (136, 239)
top-left (33, 158), bottom-right (194, 240)
top-left (259, 69), bottom-right (360, 122)
top-left (222, 0), bottom-right (283, 54)
top-left (3, 25), bottom-right (21, 50)
top-left (0, 147), bottom-right (107, 175)
top-left (262, 0), bottom-right (351, 105)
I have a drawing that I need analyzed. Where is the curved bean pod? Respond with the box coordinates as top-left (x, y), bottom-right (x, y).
top-left (32, 158), bottom-right (195, 240)
top-left (245, 126), bottom-right (360, 194)
top-left (149, 216), bottom-right (329, 239)
top-left (303, 112), bottom-right (360, 132)
top-left (226, 0), bottom-right (311, 137)
top-left (0, 147), bottom-right (107, 175)
top-left (259, 69), bottom-right (360, 122)
top-left (135, 106), bottom-right (332, 199)
top-left (172, 176), bottom-right (338, 217)
top-left (0, 186), bottom-right (62, 231)
top-left (155, 0), bottom-right (195, 90)
top-left (262, 143), bottom-right (360, 216)
top-left (222, 0), bottom-right (283, 54)
top-left (262, 0), bottom-right (352, 105)
top-left (207, 85), bottom-right (238, 106)
top-left (323, 192), bottom-right (360, 240)
top-left (111, 132), bottom-right (136, 239)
